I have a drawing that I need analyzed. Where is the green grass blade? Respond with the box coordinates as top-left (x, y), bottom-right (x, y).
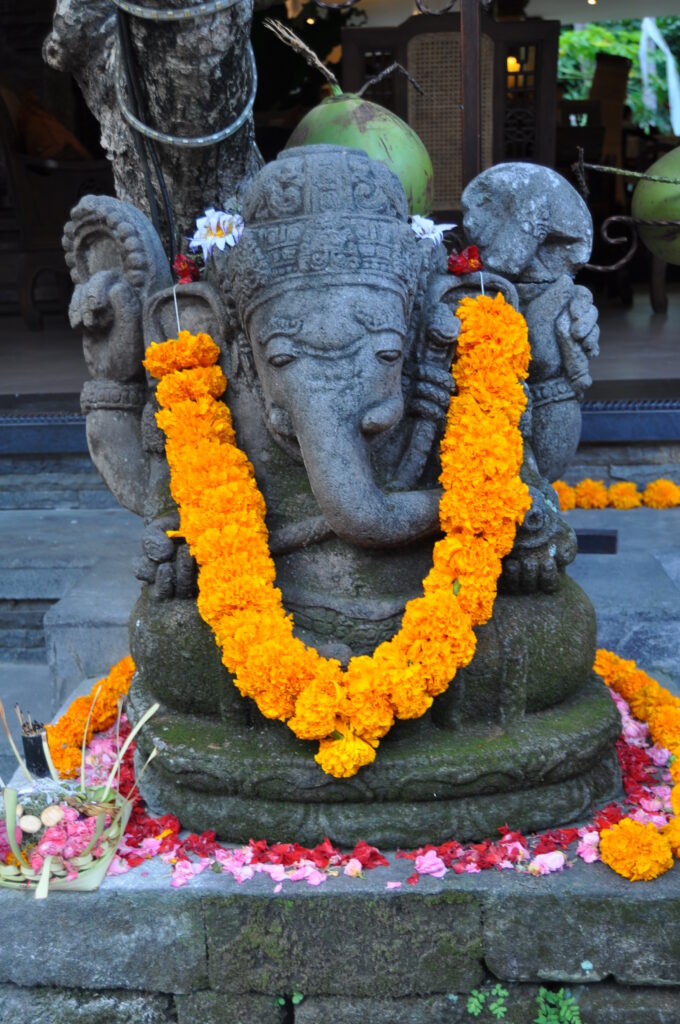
top-left (34, 855), bottom-right (53, 900)
top-left (80, 686), bottom-right (102, 793)
top-left (101, 703), bottom-right (159, 801)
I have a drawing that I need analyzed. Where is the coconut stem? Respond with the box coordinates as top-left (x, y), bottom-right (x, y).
top-left (264, 19), bottom-right (340, 90)
top-left (357, 62), bottom-right (424, 98)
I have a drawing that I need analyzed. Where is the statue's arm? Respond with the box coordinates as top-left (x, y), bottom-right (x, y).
top-left (64, 195), bottom-right (172, 515)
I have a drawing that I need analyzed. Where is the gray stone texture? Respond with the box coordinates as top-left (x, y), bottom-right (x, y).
top-left (480, 871), bottom-right (680, 987)
top-left (294, 989), bottom-right (541, 1024)
top-left (0, 986), bottom-right (175, 1024)
top-left (0, 889), bottom-right (208, 993)
top-left (295, 994), bottom-right (478, 1024)
top-left (574, 983), bottom-right (680, 1024)
top-left (203, 891), bottom-right (484, 997)
top-left (0, 859), bottom-right (678, 1012)
top-left (565, 440), bottom-right (680, 486)
top-left (175, 991), bottom-right (287, 1024)
top-left (295, 984), bottom-right (680, 1024)
top-left (568, 507), bottom-right (680, 689)
top-left (44, 557), bottom-right (140, 704)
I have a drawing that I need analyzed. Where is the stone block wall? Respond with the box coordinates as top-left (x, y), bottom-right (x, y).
top-left (0, 858), bottom-right (678, 1024)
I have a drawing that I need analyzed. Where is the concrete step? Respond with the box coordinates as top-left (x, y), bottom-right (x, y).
top-left (0, 508), bottom-right (141, 702)
top-left (567, 507), bottom-right (680, 691)
top-left (0, 598), bottom-right (55, 660)
top-left (565, 461), bottom-right (680, 486)
top-left (0, 472), bottom-right (117, 510)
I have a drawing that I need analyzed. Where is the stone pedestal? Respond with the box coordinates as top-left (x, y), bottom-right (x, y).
top-left (129, 574), bottom-right (622, 847)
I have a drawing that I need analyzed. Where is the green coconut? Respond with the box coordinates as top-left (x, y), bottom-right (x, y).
top-left (631, 146), bottom-right (680, 265)
top-left (286, 91), bottom-right (435, 216)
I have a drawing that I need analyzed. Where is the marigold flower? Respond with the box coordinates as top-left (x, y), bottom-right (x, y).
top-left (672, 785), bottom-right (680, 817)
top-left (662, 817), bottom-right (680, 857)
top-left (314, 730), bottom-right (376, 777)
top-left (599, 818), bottom-right (674, 881)
top-left (144, 331), bottom-right (220, 378)
top-left (552, 480), bottom-right (576, 511)
top-left (574, 478), bottom-right (609, 509)
top-left (629, 682), bottom-right (680, 723)
top-left (156, 366), bottom-right (226, 406)
top-left (642, 479), bottom-right (680, 509)
top-left (46, 656), bottom-right (135, 778)
top-left (648, 705), bottom-right (680, 752)
top-left (608, 482), bottom-right (641, 510)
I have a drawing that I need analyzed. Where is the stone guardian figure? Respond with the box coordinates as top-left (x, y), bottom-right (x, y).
top-left (63, 146), bottom-right (620, 846)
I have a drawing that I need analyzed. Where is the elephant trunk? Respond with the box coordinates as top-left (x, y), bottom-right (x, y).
top-left (295, 412), bottom-right (441, 549)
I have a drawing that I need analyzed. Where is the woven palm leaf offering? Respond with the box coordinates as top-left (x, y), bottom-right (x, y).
top-left (0, 692), bottom-right (157, 898)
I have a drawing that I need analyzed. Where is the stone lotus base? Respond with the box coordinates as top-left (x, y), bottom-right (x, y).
top-left (1, 855), bottom-right (679, 1024)
top-left (128, 672), bottom-right (622, 848)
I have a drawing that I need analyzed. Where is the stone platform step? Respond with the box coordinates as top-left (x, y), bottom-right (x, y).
top-left (0, 508), bottom-right (141, 702)
top-left (0, 849), bottom-right (677, 1023)
top-left (0, 472), bottom-right (117, 510)
top-left (567, 507), bottom-right (680, 691)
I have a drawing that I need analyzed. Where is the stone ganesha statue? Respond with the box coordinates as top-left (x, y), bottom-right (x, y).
top-left (63, 145), bottom-right (620, 846)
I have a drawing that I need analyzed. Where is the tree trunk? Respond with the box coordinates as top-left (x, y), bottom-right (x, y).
top-left (44, 0), bottom-right (262, 254)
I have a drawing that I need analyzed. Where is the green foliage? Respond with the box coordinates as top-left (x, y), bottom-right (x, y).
top-left (489, 984), bottom-right (509, 1020)
top-left (467, 989), bottom-right (487, 1017)
top-left (534, 987), bottom-right (582, 1024)
top-left (558, 18), bottom-right (680, 133)
top-left (466, 985), bottom-right (508, 1020)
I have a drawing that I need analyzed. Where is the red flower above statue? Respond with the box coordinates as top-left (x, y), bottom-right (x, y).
top-left (172, 253), bottom-right (200, 284)
top-left (448, 245), bottom-right (483, 275)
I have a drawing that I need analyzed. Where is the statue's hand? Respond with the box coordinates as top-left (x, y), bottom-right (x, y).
top-left (555, 285), bottom-right (600, 398)
top-left (71, 270), bottom-right (145, 383)
top-left (502, 485), bottom-right (576, 594)
top-left (410, 363), bottom-right (456, 423)
top-left (134, 514), bottom-right (198, 600)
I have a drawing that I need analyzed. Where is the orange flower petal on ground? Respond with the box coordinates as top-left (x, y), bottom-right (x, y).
top-left (599, 818), bottom-right (674, 881)
top-left (552, 480), bottom-right (576, 511)
top-left (608, 482), bottom-right (642, 510)
top-left (573, 478), bottom-right (609, 509)
top-left (642, 478), bottom-right (680, 509)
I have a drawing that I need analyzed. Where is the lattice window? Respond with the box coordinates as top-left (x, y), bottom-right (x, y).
top-left (407, 33), bottom-right (494, 212)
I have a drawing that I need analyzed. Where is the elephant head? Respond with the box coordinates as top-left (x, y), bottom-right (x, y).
top-left (219, 145), bottom-right (460, 549)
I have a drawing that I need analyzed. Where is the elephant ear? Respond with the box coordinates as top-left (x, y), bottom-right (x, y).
top-left (63, 194), bottom-right (171, 299)
top-left (143, 282), bottom-right (228, 352)
top-left (429, 270), bottom-right (519, 314)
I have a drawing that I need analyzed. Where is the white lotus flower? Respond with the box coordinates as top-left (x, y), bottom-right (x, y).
top-left (410, 214), bottom-right (456, 245)
top-left (189, 207), bottom-right (244, 261)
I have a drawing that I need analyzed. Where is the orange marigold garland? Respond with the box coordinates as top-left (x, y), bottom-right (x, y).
top-left (46, 655), bottom-right (135, 777)
top-left (554, 477), bottom-right (680, 511)
top-left (594, 648), bottom-right (679, 881)
top-left (146, 299), bottom-right (531, 779)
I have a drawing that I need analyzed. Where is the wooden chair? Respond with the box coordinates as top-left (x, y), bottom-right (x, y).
top-left (342, 12), bottom-right (559, 219)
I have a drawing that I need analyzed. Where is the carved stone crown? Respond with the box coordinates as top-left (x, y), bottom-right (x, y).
top-left (225, 145), bottom-right (422, 320)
